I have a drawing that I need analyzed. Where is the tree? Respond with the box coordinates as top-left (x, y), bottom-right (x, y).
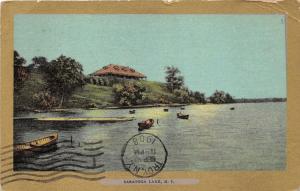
top-left (210, 90), bottom-right (226, 104)
top-left (14, 50), bottom-right (28, 92)
top-left (28, 56), bottom-right (49, 72)
top-left (43, 55), bottom-right (85, 107)
top-left (194, 91), bottom-right (206, 104)
top-left (84, 76), bottom-right (90, 83)
top-left (165, 66), bottom-right (184, 93)
top-left (210, 90), bottom-right (235, 104)
top-left (174, 89), bottom-right (190, 104)
top-left (32, 91), bottom-right (57, 110)
top-left (225, 93), bottom-right (235, 103)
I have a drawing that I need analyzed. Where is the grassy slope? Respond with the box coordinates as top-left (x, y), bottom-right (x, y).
top-left (141, 80), bottom-right (176, 103)
top-left (15, 72), bottom-right (175, 109)
top-left (66, 84), bottom-right (115, 108)
top-left (66, 80), bottom-right (175, 108)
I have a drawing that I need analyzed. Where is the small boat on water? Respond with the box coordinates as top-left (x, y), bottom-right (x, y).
top-left (177, 113), bottom-right (189, 119)
top-left (230, 107), bottom-right (235, 110)
top-left (163, 108), bottom-right (169, 112)
top-left (14, 133), bottom-right (58, 155)
top-left (180, 107), bottom-right (185, 110)
top-left (129, 110), bottom-right (136, 114)
top-left (138, 119), bottom-right (154, 131)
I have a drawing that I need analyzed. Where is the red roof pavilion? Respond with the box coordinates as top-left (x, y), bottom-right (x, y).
top-left (93, 64), bottom-right (146, 79)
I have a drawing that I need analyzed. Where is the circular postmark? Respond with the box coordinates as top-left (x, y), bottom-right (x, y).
top-left (121, 133), bottom-right (168, 178)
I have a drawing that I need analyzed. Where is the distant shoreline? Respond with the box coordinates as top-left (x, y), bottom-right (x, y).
top-left (234, 98), bottom-right (287, 103)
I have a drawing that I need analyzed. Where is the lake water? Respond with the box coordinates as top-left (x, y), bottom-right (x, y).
top-left (13, 102), bottom-right (286, 171)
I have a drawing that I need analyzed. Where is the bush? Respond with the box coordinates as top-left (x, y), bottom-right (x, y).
top-left (86, 103), bottom-right (98, 108)
top-left (86, 76), bottom-right (114, 87)
top-left (98, 78), bottom-right (104, 86)
top-left (103, 77), bottom-right (111, 86)
top-left (32, 91), bottom-right (57, 109)
top-left (113, 82), bottom-right (146, 106)
top-left (174, 89), bottom-right (190, 104)
top-left (194, 91), bottom-right (206, 104)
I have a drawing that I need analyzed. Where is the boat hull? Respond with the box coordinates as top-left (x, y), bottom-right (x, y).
top-left (15, 144), bottom-right (58, 157)
top-left (138, 119), bottom-right (154, 131)
top-left (14, 133), bottom-right (58, 155)
top-left (177, 113), bottom-right (189, 119)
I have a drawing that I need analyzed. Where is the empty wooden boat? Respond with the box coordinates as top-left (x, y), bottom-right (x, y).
top-left (138, 119), bottom-right (154, 131)
top-left (177, 113), bottom-right (189, 119)
top-left (14, 133), bottom-right (58, 154)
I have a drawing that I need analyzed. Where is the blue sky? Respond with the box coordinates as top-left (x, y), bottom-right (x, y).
top-left (14, 14), bottom-right (286, 98)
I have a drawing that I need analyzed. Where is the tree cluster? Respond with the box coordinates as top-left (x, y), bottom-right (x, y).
top-left (165, 66), bottom-right (207, 104)
top-left (164, 65), bottom-right (235, 104)
top-left (14, 51), bottom-right (85, 109)
top-left (209, 90), bottom-right (235, 104)
top-left (41, 55), bottom-right (85, 107)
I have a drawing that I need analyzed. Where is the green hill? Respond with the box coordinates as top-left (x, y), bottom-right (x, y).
top-left (65, 84), bottom-right (115, 108)
top-left (140, 80), bottom-right (176, 103)
top-left (65, 80), bottom-right (176, 108)
top-left (14, 71), bottom-right (177, 110)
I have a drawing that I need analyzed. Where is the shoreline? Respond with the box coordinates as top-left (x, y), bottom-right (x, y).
top-left (104, 103), bottom-right (187, 109)
top-left (14, 101), bottom-right (286, 113)
top-left (14, 116), bottom-right (135, 123)
top-left (15, 103), bottom-right (188, 113)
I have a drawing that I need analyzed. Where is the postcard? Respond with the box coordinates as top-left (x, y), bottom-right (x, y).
top-left (1, 1), bottom-right (300, 191)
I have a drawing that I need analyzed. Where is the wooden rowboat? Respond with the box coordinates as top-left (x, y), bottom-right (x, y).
top-left (163, 108), bottom-right (169, 112)
top-left (177, 113), bottom-right (189, 119)
top-left (14, 133), bottom-right (58, 154)
top-left (138, 119), bottom-right (154, 131)
top-left (129, 110), bottom-right (136, 114)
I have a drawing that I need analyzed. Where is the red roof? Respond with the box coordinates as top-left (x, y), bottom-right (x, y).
top-left (93, 64), bottom-right (146, 78)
